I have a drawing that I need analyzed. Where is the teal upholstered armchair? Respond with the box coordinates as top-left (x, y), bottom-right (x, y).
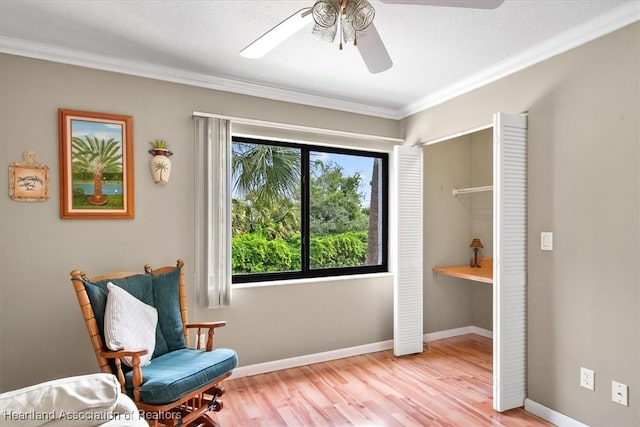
top-left (70, 259), bottom-right (237, 426)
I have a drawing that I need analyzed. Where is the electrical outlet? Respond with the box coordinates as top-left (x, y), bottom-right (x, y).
top-left (612, 381), bottom-right (628, 406)
top-left (580, 367), bottom-right (595, 391)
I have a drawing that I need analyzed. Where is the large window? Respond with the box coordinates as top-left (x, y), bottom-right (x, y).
top-left (231, 136), bottom-right (388, 283)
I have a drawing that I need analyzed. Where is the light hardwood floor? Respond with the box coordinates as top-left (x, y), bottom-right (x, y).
top-left (214, 334), bottom-right (552, 426)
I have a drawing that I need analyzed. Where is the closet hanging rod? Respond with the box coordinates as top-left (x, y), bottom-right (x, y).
top-left (452, 185), bottom-right (493, 196)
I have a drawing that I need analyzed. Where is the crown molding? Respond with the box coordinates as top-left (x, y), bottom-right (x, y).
top-left (398, 2), bottom-right (640, 119)
top-left (0, 36), bottom-right (400, 120)
top-left (1, 2), bottom-right (637, 122)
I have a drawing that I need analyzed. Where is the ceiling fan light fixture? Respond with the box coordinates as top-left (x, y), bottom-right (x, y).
top-left (344, 0), bottom-right (375, 32)
top-left (311, 0), bottom-right (375, 46)
top-left (312, 22), bottom-right (338, 43)
top-left (312, 0), bottom-right (339, 28)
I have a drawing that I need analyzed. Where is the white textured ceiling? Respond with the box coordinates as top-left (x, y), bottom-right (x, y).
top-left (0, 0), bottom-right (638, 118)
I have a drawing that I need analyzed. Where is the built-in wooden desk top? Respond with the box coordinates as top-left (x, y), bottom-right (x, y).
top-left (432, 257), bottom-right (493, 284)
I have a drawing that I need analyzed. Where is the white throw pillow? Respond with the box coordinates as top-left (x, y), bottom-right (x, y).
top-left (104, 282), bottom-right (157, 367)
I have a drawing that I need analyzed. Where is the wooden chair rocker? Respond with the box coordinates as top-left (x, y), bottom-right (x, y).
top-left (70, 259), bottom-right (237, 426)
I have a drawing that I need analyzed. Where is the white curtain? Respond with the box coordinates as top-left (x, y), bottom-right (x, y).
top-left (194, 117), bottom-right (232, 308)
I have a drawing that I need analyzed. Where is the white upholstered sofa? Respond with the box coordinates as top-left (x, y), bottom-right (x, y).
top-left (0, 373), bottom-right (148, 426)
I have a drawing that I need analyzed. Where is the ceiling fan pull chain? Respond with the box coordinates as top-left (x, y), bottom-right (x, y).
top-left (339, 6), bottom-right (344, 50)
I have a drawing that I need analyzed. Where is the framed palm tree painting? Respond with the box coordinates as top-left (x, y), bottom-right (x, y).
top-left (59, 109), bottom-right (134, 219)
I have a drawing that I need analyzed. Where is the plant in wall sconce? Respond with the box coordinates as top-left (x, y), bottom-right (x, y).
top-left (148, 139), bottom-right (173, 184)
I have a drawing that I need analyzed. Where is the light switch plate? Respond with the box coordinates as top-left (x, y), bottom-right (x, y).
top-left (541, 232), bottom-right (553, 251)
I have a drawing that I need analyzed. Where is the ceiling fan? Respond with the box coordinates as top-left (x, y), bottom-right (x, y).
top-left (240, 0), bottom-right (505, 74)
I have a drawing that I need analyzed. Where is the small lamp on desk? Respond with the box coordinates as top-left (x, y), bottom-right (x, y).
top-left (469, 238), bottom-right (483, 268)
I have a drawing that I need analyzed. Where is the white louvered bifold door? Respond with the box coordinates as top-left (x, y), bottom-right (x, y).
top-left (493, 113), bottom-right (527, 411)
top-left (393, 145), bottom-right (423, 356)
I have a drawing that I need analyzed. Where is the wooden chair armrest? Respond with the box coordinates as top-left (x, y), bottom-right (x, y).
top-left (99, 349), bottom-right (147, 402)
top-left (186, 321), bottom-right (226, 329)
top-left (186, 322), bottom-right (226, 351)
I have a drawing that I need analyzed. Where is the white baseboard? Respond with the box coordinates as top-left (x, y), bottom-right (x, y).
top-left (424, 325), bottom-right (493, 341)
top-left (233, 325), bottom-right (492, 379)
top-left (525, 399), bottom-right (589, 427)
top-left (233, 340), bottom-right (393, 378)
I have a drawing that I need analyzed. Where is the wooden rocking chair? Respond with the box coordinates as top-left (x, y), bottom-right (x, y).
top-left (70, 259), bottom-right (237, 426)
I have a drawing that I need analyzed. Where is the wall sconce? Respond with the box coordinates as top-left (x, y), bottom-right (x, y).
top-left (469, 238), bottom-right (483, 268)
top-left (148, 139), bottom-right (173, 184)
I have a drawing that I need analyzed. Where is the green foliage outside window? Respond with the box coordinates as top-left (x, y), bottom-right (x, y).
top-left (232, 233), bottom-right (299, 273)
top-left (309, 231), bottom-right (368, 269)
top-left (232, 231), bottom-right (368, 273)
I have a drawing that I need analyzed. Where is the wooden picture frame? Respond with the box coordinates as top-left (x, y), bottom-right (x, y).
top-left (9, 151), bottom-right (50, 202)
top-left (59, 109), bottom-right (134, 219)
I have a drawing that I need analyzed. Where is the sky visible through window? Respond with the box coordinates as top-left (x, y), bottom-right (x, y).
top-left (311, 151), bottom-right (374, 207)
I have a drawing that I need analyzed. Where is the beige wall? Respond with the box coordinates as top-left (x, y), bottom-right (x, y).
top-left (0, 54), bottom-right (400, 391)
top-left (469, 129), bottom-right (493, 331)
top-left (407, 22), bottom-right (639, 427)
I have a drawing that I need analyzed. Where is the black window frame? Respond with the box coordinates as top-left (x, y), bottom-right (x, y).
top-left (231, 135), bottom-right (389, 284)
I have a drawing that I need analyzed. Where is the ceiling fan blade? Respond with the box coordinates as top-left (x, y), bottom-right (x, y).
top-left (240, 8), bottom-right (313, 58)
top-left (357, 24), bottom-right (393, 74)
top-left (379, 0), bottom-right (504, 9)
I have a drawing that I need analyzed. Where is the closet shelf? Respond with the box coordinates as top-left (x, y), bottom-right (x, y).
top-left (452, 185), bottom-right (493, 196)
top-left (433, 257), bottom-right (493, 284)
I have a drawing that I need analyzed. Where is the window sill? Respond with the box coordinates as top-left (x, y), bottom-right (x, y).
top-left (233, 272), bottom-right (394, 290)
